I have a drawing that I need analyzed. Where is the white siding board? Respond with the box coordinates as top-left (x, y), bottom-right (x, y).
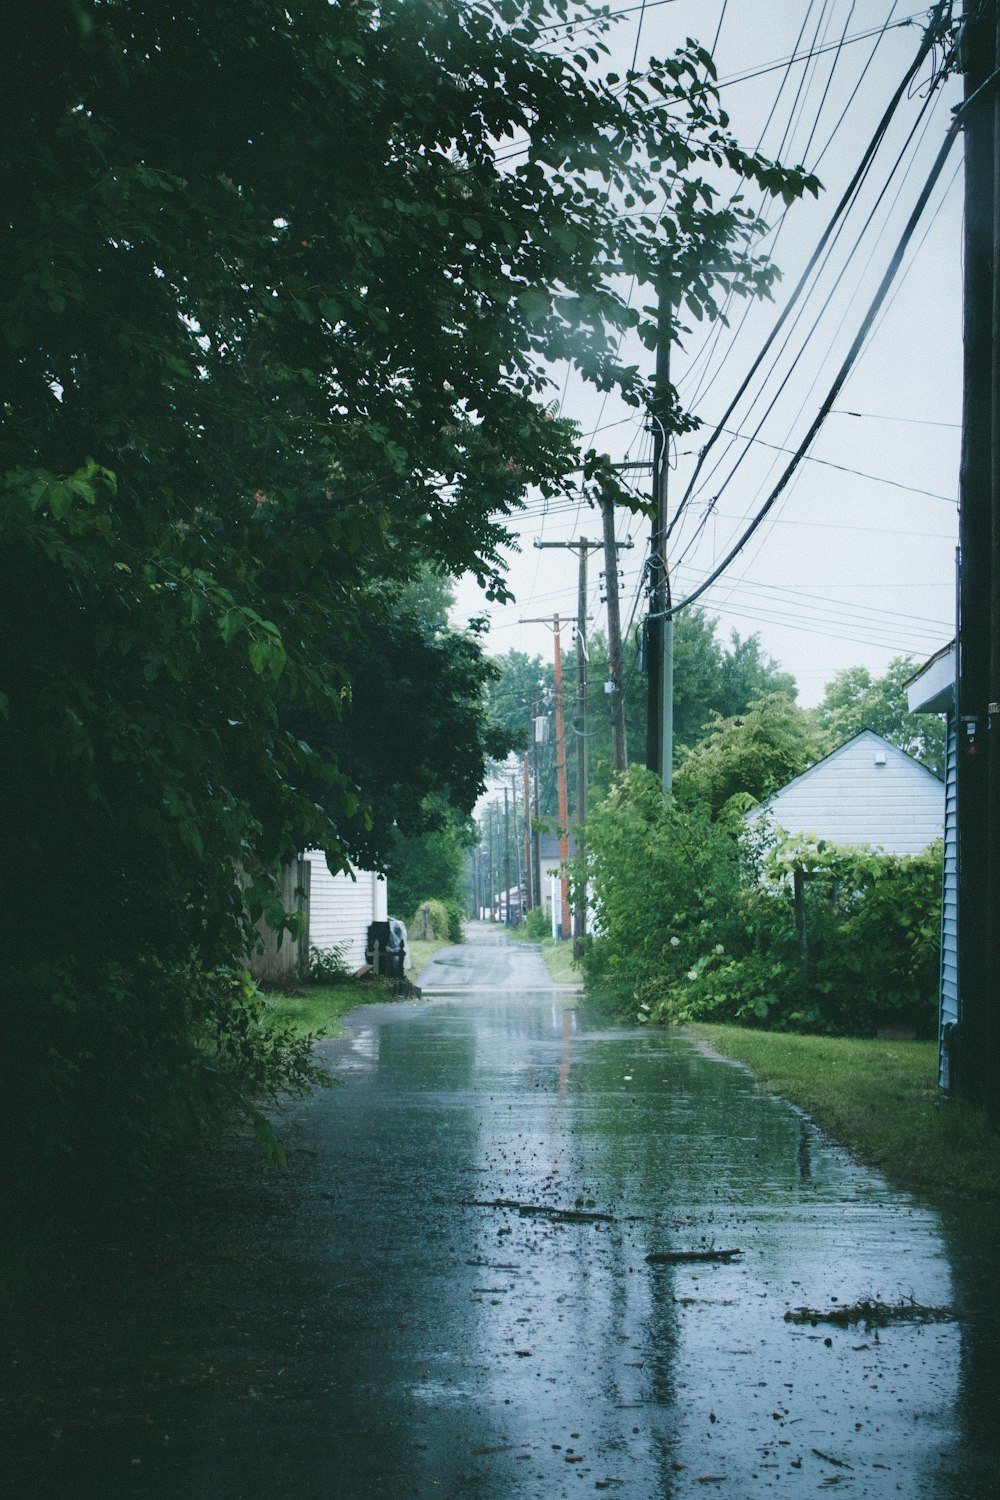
top-left (748, 731), bottom-right (944, 857)
top-left (938, 716), bottom-right (958, 1086)
top-left (304, 852), bottom-right (388, 969)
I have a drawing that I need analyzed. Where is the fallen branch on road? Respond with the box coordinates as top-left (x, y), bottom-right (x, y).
top-left (646, 1248), bottom-right (742, 1264)
top-left (785, 1297), bottom-right (955, 1330)
top-left (459, 1198), bottom-right (616, 1224)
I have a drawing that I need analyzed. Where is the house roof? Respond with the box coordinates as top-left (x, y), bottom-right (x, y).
top-left (904, 640), bottom-right (955, 716)
top-left (747, 729), bottom-right (944, 856)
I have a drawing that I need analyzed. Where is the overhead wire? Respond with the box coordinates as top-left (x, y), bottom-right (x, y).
top-left (697, 93), bottom-right (960, 604)
top-left (665, 2), bottom-right (953, 544)
top-left (668, 73), bottom-right (950, 575)
top-left (664, 73), bottom-right (971, 620)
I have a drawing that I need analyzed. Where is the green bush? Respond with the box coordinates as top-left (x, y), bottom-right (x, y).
top-left (305, 943), bottom-right (351, 984)
top-left (522, 906), bottom-right (550, 941)
top-left (444, 900), bottom-right (465, 943)
top-left (410, 898), bottom-right (463, 943)
top-left (584, 768), bottom-right (942, 1039)
top-left (0, 957), bottom-right (327, 1224)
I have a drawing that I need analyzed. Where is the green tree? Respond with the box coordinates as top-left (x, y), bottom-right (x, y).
top-left (814, 658), bottom-right (946, 777)
top-left (673, 695), bottom-right (819, 815)
top-left (388, 802), bottom-right (475, 920)
top-left (564, 609), bottom-right (800, 803)
top-left (1, 0), bottom-right (817, 1208)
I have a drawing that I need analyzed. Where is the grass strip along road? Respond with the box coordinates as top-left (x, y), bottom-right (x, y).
top-left (693, 1024), bottom-right (1000, 1200)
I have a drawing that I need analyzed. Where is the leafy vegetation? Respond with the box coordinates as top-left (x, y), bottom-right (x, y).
top-left (672, 693), bottom-right (819, 814)
top-left (0, 0), bottom-right (818, 1216)
top-left (485, 611), bottom-right (802, 817)
top-left (262, 983), bottom-right (364, 1042)
top-left (583, 767), bottom-right (941, 1037)
top-left (410, 898), bottom-right (464, 945)
top-left (693, 1026), bottom-right (1000, 1199)
top-left (815, 656), bottom-right (946, 777)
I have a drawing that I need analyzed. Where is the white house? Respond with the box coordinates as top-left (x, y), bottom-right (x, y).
top-left (248, 853), bottom-right (388, 984)
top-left (906, 643), bottom-right (958, 1088)
top-left (304, 851), bottom-right (388, 970)
top-left (747, 729), bottom-right (945, 856)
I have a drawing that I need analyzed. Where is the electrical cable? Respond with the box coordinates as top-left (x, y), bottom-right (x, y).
top-left (715, 425), bottom-right (958, 502)
top-left (663, 80), bottom-right (977, 620)
top-left (670, 73), bottom-right (949, 567)
top-left (666, 2), bottom-right (952, 542)
top-left (696, 100), bottom-right (960, 599)
top-left (680, 0), bottom-right (899, 420)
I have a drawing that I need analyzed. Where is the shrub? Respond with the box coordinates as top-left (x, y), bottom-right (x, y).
top-left (305, 943), bottom-right (351, 984)
top-left (522, 906), bottom-right (550, 941)
top-left (0, 956), bottom-right (328, 1223)
top-left (585, 768), bottom-right (942, 1039)
top-left (411, 898), bottom-right (462, 942)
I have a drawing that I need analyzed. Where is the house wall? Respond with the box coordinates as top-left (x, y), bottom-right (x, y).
top-left (305, 852), bottom-right (388, 970)
top-left (749, 731), bottom-right (944, 856)
top-left (939, 716), bottom-right (958, 1087)
top-left (247, 856), bottom-right (310, 986)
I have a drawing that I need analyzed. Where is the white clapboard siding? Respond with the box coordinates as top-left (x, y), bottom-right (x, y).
top-left (939, 716), bottom-right (958, 1086)
top-left (304, 852), bottom-right (388, 970)
top-left (747, 730), bottom-right (944, 856)
top-left (904, 643), bottom-right (956, 1088)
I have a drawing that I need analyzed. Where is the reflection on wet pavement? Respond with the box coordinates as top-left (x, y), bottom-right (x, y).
top-left (4, 929), bottom-right (997, 1498)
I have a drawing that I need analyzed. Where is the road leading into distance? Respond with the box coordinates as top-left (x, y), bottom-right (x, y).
top-left (3, 925), bottom-right (997, 1498)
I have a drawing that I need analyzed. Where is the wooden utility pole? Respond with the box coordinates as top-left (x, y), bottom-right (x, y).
top-left (486, 803), bottom-right (495, 921)
top-left (523, 753), bottom-right (533, 913)
top-left (521, 614), bottom-right (572, 940)
top-left (600, 482), bottom-right (631, 774)
top-left (574, 541), bottom-right (590, 956)
top-left (957, 0), bottom-right (1000, 1119)
top-left (531, 704), bottom-right (543, 910)
top-left (646, 259), bottom-right (674, 788)
top-left (503, 784), bottom-right (511, 926)
top-left (535, 539), bottom-right (603, 953)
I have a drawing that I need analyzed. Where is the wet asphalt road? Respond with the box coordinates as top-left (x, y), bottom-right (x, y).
top-left (4, 925), bottom-right (998, 1498)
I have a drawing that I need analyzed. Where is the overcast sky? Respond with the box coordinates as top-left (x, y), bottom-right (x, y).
top-left (452, 0), bottom-right (962, 709)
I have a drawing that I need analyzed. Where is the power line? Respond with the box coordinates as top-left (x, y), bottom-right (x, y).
top-left (667, 4), bottom-right (952, 542)
top-left (716, 425), bottom-right (958, 502)
top-left (665, 84), bottom-right (969, 619)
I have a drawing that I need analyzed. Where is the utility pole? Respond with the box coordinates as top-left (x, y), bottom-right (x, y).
top-left (523, 752), bottom-right (532, 913)
top-left (535, 539), bottom-right (603, 953)
top-left (486, 804), bottom-right (495, 921)
top-left (574, 540), bottom-right (590, 956)
top-left (646, 257), bottom-right (674, 789)
top-left (521, 614), bottom-right (572, 940)
top-left (957, 0), bottom-right (1000, 1120)
top-left (531, 703), bottom-right (543, 910)
top-left (600, 482), bottom-right (632, 774)
top-left (503, 784), bottom-right (511, 926)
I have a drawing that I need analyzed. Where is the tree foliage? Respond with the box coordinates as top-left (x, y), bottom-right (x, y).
top-left (672, 695), bottom-right (818, 815)
top-left (813, 657), bottom-right (946, 777)
top-left (584, 770), bottom-right (941, 1038)
top-left (0, 0), bottom-right (818, 1207)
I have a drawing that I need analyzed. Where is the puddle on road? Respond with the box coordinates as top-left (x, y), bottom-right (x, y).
top-left (297, 992), bottom-right (999, 1499)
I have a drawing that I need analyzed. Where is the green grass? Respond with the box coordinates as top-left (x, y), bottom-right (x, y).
top-left (538, 937), bottom-right (583, 985)
top-left (406, 936), bottom-right (450, 981)
top-left (692, 1024), bottom-right (1000, 1200)
top-left (263, 983), bottom-right (364, 1040)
